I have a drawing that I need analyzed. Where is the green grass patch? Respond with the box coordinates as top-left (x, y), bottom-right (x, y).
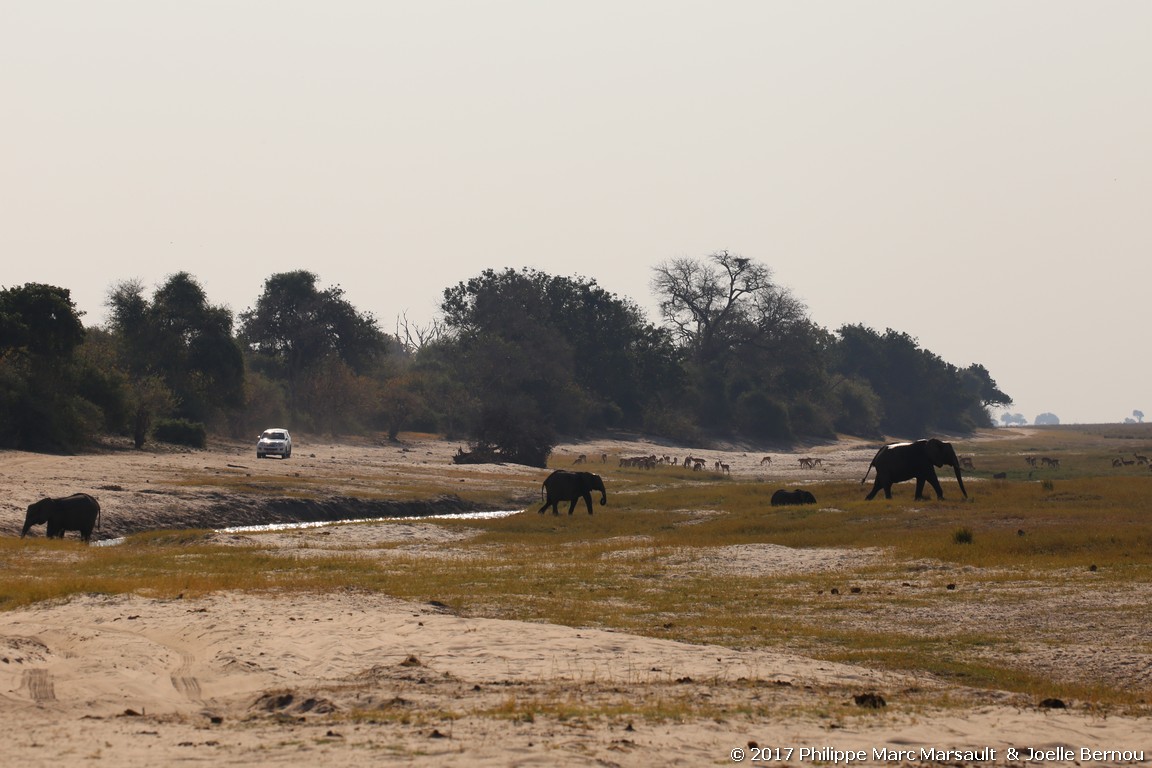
top-left (4, 438), bottom-right (1152, 711)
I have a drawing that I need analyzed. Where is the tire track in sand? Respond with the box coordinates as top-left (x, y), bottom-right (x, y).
top-left (21, 669), bottom-right (55, 702)
top-left (170, 651), bottom-right (203, 701)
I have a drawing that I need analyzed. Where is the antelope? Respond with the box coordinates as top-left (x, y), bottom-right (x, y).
top-left (574, 454), bottom-right (587, 465)
top-left (959, 456), bottom-right (975, 470)
top-left (798, 457), bottom-right (815, 469)
top-left (760, 456), bottom-right (772, 466)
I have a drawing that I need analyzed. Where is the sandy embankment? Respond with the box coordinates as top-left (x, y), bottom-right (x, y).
top-left (0, 434), bottom-right (1148, 766)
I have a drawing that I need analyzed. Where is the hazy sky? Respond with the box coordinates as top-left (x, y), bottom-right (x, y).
top-left (4, 2), bottom-right (1149, 425)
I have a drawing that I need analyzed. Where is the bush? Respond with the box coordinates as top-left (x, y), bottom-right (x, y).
top-left (788, 398), bottom-right (836, 440)
top-left (832, 377), bottom-right (883, 438)
top-left (461, 401), bottom-right (555, 468)
top-left (733, 391), bottom-right (792, 441)
top-left (953, 527), bottom-right (974, 545)
top-left (642, 406), bottom-right (701, 445)
top-left (153, 418), bottom-right (207, 448)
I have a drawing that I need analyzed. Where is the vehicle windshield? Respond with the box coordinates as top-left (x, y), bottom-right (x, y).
top-left (262, 431), bottom-right (288, 440)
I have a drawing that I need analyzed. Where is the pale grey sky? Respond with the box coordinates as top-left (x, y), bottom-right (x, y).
top-left (3, 2), bottom-right (1149, 424)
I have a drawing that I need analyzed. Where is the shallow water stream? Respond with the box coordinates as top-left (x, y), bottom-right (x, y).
top-left (93, 508), bottom-right (523, 547)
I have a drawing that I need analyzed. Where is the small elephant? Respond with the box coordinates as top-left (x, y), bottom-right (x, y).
top-left (770, 488), bottom-right (817, 506)
top-left (22, 493), bottom-right (102, 542)
top-left (861, 438), bottom-right (967, 501)
top-left (538, 470), bottom-right (607, 515)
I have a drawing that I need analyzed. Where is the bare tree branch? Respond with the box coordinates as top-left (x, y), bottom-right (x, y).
top-left (395, 312), bottom-right (447, 353)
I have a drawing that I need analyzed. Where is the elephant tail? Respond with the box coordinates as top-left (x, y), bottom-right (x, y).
top-left (860, 464), bottom-right (874, 485)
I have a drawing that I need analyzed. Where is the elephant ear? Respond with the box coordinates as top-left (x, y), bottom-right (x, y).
top-left (928, 439), bottom-right (950, 466)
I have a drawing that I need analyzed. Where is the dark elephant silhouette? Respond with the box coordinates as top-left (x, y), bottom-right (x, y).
top-left (861, 438), bottom-right (967, 500)
top-left (538, 470), bottom-right (607, 515)
top-left (22, 493), bottom-right (102, 542)
top-left (770, 488), bottom-right (817, 506)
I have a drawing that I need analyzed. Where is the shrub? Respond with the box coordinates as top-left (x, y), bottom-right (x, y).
top-left (953, 527), bottom-right (974, 545)
top-left (733, 390), bottom-right (792, 440)
top-left (461, 402), bottom-right (555, 468)
top-left (153, 418), bottom-right (207, 448)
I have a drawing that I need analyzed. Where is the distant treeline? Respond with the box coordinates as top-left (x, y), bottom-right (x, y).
top-left (0, 252), bottom-right (1010, 461)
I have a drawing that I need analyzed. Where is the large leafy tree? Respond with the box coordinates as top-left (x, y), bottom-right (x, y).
top-left (0, 283), bottom-right (86, 357)
top-left (830, 324), bottom-right (1008, 435)
top-left (0, 283), bottom-right (96, 449)
top-left (239, 271), bottom-right (390, 430)
top-left (106, 273), bottom-right (244, 444)
top-left (441, 267), bottom-right (678, 430)
top-left (651, 251), bottom-right (825, 438)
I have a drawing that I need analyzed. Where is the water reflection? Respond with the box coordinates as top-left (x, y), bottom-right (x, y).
top-left (93, 508), bottom-right (524, 547)
top-left (221, 508), bottom-right (523, 533)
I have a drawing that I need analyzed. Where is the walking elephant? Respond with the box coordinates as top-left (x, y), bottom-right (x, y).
top-left (538, 470), bottom-right (607, 515)
top-left (22, 493), bottom-right (102, 542)
top-left (861, 438), bottom-right (967, 501)
top-left (770, 488), bottom-right (817, 506)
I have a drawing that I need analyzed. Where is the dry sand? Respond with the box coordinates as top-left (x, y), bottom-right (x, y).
top-left (1, 434), bottom-right (1148, 766)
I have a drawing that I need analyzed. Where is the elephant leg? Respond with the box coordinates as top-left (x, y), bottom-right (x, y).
top-left (926, 471), bottom-right (945, 499)
top-left (582, 492), bottom-right (594, 515)
top-left (865, 481), bottom-right (882, 501)
top-left (914, 478), bottom-right (927, 500)
top-left (567, 497), bottom-right (579, 515)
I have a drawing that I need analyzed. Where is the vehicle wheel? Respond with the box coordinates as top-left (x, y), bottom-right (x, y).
top-left (257, 452), bottom-right (265, 459)
top-left (285, 449), bottom-right (291, 458)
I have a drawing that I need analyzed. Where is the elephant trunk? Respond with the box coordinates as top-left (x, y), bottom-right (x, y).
top-left (599, 488), bottom-right (607, 506)
top-left (21, 518), bottom-right (32, 538)
top-left (953, 463), bottom-right (967, 498)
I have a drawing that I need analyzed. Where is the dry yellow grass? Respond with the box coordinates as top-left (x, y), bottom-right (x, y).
top-left (3, 425), bottom-right (1151, 711)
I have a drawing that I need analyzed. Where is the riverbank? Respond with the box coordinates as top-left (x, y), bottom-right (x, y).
top-left (1, 431), bottom-right (876, 538)
top-left (2, 429), bottom-right (1149, 766)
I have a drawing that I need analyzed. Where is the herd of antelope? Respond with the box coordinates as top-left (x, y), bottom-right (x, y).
top-left (1022, 455), bottom-right (1061, 468)
top-left (614, 453), bottom-right (735, 473)
top-left (573, 451), bottom-right (829, 475)
top-left (576, 446), bottom-right (1152, 477)
top-left (1109, 452), bottom-right (1151, 469)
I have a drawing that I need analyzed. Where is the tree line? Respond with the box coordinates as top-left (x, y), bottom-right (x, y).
top-left (0, 252), bottom-right (1011, 463)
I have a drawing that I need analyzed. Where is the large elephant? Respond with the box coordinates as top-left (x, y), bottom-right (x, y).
top-left (771, 488), bottom-right (817, 506)
top-left (22, 493), bottom-right (102, 542)
top-left (861, 438), bottom-right (967, 501)
top-left (538, 470), bottom-right (607, 515)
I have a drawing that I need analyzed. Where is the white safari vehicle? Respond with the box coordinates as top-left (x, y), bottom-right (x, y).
top-left (256, 428), bottom-right (292, 459)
